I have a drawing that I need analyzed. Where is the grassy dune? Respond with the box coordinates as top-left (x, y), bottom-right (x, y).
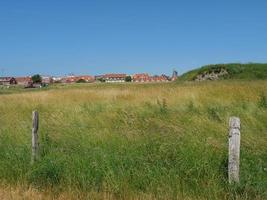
top-left (0, 81), bottom-right (267, 199)
top-left (180, 63), bottom-right (267, 81)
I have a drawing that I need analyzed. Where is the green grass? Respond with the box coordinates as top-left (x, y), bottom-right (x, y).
top-left (179, 63), bottom-right (267, 81)
top-left (0, 81), bottom-right (266, 199)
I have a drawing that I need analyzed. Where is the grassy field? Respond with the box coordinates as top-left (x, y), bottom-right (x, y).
top-left (0, 81), bottom-right (266, 199)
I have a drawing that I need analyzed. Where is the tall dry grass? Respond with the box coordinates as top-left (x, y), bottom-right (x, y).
top-left (0, 81), bottom-right (266, 199)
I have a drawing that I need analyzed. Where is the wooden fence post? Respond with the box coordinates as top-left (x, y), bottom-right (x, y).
top-left (31, 111), bottom-right (39, 164)
top-left (228, 117), bottom-right (241, 184)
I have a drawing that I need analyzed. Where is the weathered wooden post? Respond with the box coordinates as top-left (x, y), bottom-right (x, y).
top-left (228, 117), bottom-right (241, 184)
top-left (31, 111), bottom-right (39, 164)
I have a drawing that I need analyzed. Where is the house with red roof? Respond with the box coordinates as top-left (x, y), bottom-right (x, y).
top-left (132, 73), bottom-right (170, 83)
top-left (103, 74), bottom-right (127, 83)
top-left (132, 73), bottom-right (150, 82)
top-left (0, 77), bottom-right (17, 85)
top-left (62, 75), bottom-right (95, 83)
top-left (15, 77), bottom-right (33, 86)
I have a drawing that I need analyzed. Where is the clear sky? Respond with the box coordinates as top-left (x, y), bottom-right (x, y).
top-left (0, 0), bottom-right (267, 77)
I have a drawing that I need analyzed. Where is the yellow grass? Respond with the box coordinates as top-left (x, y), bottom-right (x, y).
top-left (0, 81), bottom-right (266, 199)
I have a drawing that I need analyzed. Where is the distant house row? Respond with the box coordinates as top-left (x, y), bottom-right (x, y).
top-left (0, 71), bottom-right (178, 86)
top-left (0, 77), bottom-right (17, 85)
top-left (132, 73), bottom-right (170, 83)
top-left (0, 76), bottom-right (33, 86)
top-left (61, 72), bottom-right (176, 83)
top-left (61, 75), bottom-right (95, 83)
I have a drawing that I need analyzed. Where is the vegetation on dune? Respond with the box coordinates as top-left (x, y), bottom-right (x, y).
top-left (0, 81), bottom-right (267, 199)
top-left (179, 63), bottom-right (267, 81)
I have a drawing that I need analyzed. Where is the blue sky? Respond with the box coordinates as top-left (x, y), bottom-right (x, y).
top-left (0, 0), bottom-right (267, 76)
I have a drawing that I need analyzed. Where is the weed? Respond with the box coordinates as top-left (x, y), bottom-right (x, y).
top-left (157, 98), bottom-right (168, 114)
top-left (207, 106), bottom-right (222, 122)
top-left (258, 92), bottom-right (267, 109)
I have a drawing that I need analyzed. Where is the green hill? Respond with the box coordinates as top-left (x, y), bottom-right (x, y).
top-left (180, 63), bottom-right (267, 81)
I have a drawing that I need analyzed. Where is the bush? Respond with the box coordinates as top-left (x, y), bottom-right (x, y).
top-left (125, 76), bottom-right (132, 82)
top-left (31, 74), bottom-right (42, 84)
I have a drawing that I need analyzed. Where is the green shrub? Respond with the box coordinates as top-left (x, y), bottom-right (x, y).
top-left (125, 76), bottom-right (132, 82)
top-left (31, 74), bottom-right (42, 83)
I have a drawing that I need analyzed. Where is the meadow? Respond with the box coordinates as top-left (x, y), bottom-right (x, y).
top-left (0, 81), bottom-right (266, 199)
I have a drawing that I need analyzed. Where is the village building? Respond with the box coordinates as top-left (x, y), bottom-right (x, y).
top-left (62, 75), bottom-right (95, 83)
top-left (150, 75), bottom-right (169, 82)
top-left (15, 77), bottom-right (33, 86)
top-left (103, 74), bottom-right (127, 83)
top-left (132, 73), bottom-right (170, 83)
top-left (41, 76), bottom-right (53, 84)
top-left (52, 77), bottom-right (63, 83)
top-left (61, 75), bottom-right (75, 83)
top-left (0, 77), bottom-right (17, 85)
top-left (75, 75), bottom-right (95, 82)
top-left (132, 73), bottom-right (150, 82)
top-left (171, 69), bottom-right (178, 81)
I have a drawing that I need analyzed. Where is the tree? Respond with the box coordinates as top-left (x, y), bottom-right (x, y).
top-left (125, 76), bottom-right (132, 82)
top-left (31, 74), bottom-right (42, 84)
